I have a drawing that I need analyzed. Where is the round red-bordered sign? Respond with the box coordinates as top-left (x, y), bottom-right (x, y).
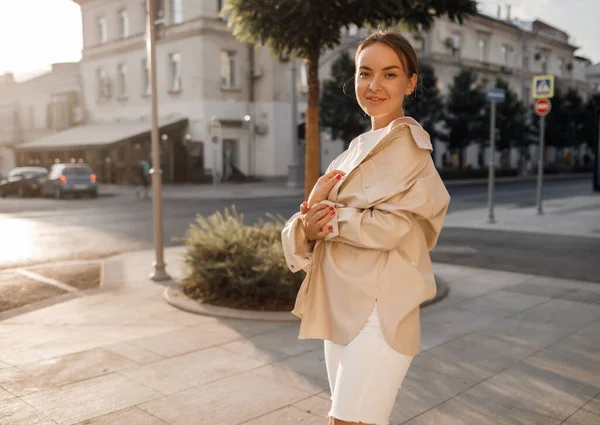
top-left (535, 99), bottom-right (551, 116)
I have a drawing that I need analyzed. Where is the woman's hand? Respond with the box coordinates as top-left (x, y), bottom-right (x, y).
top-left (307, 169), bottom-right (345, 208)
top-left (301, 203), bottom-right (336, 241)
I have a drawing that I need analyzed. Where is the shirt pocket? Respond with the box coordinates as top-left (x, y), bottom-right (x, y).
top-left (358, 159), bottom-right (410, 205)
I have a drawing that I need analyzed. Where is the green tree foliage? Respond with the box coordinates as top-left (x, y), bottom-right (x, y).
top-left (485, 78), bottom-right (528, 152)
top-left (222, 0), bottom-right (478, 197)
top-left (405, 61), bottom-right (443, 153)
top-left (320, 52), bottom-right (370, 149)
top-left (442, 69), bottom-right (487, 168)
top-left (529, 84), bottom-right (587, 162)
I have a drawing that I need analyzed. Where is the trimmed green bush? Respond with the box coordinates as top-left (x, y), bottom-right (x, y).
top-left (181, 207), bottom-right (305, 311)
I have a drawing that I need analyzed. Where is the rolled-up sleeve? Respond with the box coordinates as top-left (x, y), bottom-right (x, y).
top-left (281, 212), bottom-right (315, 273)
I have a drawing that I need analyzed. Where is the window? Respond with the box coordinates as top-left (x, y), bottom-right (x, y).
top-left (171, 0), bottom-right (183, 24)
top-left (220, 50), bottom-right (236, 88)
top-left (141, 57), bottom-right (150, 95)
top-left (501, 45), bottom-right (511, 67)
top-left (541, 55), bottom-right (548, 74)
top-left (96, 68), bottom-right (110, 100)
top-left (28, 105), bottom-right (35, 129)
top-left (478, 38), bottom-right (488, 62)
top-left (169, 52), bottom-right (182, 92)
top-left (97, 17), bottom-right (107, 43)
top-left (450, 33), bottom-right (461, 58)
top-left (523, 55), bottom-right (530, 71)
top-left (119, 9), bottom-right (129, 38)
top-left (117, 63), bottom-right (127, 97)
top-left (557, 58), bottom-right (564, 77)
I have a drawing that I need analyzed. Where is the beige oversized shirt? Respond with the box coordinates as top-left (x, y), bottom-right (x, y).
top-left (281, 117), bottom-right (450, 356)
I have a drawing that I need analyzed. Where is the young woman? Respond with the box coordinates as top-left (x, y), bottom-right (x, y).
top-left (282, 30), bottom-right (451, 425)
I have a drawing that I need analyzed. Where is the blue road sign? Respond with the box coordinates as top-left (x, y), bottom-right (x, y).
top-left (532, 75), bottom-right (554, 99)
top-left (487, 88), bottom-right (505, 102)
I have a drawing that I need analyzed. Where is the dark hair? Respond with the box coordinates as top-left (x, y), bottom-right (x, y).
top-left (355, 30), bottom-right (419, 80)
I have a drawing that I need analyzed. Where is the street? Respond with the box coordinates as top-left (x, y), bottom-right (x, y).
top-left (0, 177), bottom-right (598, 282)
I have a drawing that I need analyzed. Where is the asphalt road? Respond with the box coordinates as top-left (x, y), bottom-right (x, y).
top-left (0, 177), bottom-right (597, 282)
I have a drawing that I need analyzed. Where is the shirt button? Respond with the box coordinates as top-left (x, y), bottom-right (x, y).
top-left (411, 261), bottom-right (416, 266)
top-left (364, 183), bottom-right (371, 188)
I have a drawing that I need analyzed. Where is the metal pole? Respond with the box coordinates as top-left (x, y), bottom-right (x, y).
top-left (487, 101), bottom-right (496, 224)
top-left (146, 0), bottom-right (170, 281)
top-left (536, 115), bottom-right (546, 215)
top-left (287, 60), bottom-right (302, 188)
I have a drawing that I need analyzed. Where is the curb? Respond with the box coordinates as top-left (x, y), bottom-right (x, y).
top-left (163, 276), bottom-right (450, 321)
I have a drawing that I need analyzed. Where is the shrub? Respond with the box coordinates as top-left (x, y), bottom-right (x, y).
top-left (181, 206), bottom-right (305, 311)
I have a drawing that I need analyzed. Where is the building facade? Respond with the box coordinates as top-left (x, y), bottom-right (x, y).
top-left (0, 63), bottom-right (83, 178)
top-left (31, 0), bottom-right (307, 184)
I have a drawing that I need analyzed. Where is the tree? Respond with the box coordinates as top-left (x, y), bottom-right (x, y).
top-left (529, 84), bottom-right (586, 163)
top-left (404, 61), bottom-right (443, 159)
top-left (488, 79), bottom-right (528, 153)
top-left (442, 69), bottom-right (487, 168)
top-left (320, 52), bottom-right (370, 149)
top-left (222, 0), bottom-right (478, 198)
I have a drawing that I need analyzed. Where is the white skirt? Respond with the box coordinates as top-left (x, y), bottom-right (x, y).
top-left (324, 303), bottom-right (414, 425)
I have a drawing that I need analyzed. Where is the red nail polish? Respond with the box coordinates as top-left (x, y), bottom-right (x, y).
top-left (330, 210), bottom-right (335, 215)
top-left (328, 226), bottom-right (333, 231)
top-left (336, 174), bottom-right (341, 179)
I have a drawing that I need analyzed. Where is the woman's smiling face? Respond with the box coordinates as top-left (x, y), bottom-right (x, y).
top-left (355, 42), bottom-right (417, 130)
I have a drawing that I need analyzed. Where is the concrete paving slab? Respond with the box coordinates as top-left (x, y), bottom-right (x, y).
top-left (1, 348), bottom-right (137, 397)
top-left (389, 365), bottom-right (477, 424)
top-left (0, 384), bottom-right (15, 402)
top-left (126, 325), bottom-right (243, 358)
top-left (120, 346), bottom-right (265, 395)
top-left (461, 317), bottom-right (575, 351)
top-left (0, 396), bottom-right (59, 425)
top-left (241, 406), bottom-right (325, 425)
top-left (243, 325), bottom-right (321, 357)
top-left (249, 363), bottom-right (330, 395)
top-left (562, 409), bottom-right (600, 425)
top-left (455, 290), bottom-right (549, 318)
top-left (402, 391), bottom-right (563, 425)
top-left (220, 338), bottom-right (291, 364)
top-left (139, 371), bottom-right (311, 425)
top-left (292, 394), bottom-right (331, 420)
top-left (509, 299), bottom-right (600, 329)
top-left (73, 407), bottom-right (171, 425)
top-left (412, 336), bottom-right (531, 382)
top-left (463, 361), bottom-right (599, 421)
top-left (102, 341), bottom-right (166, 365)
top-left (22, 373), bottom-right (162, 425)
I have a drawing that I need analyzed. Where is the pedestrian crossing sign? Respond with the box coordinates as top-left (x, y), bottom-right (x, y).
top-left (532, 75), bottom-right (554, 99)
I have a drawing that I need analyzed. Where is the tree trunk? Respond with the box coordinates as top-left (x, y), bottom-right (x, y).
top-left (305, 51), bottom-right (321, 200)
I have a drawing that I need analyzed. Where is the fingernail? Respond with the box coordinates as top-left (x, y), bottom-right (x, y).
top-left (330, 210), bottom-right (335, 215)
top-left (328, 226), bottom-right (333, 231)
top-left (336, 174), bottom-right (341, 179)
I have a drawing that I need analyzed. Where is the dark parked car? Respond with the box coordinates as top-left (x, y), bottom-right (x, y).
top-left (41, 163), bottom-right (98, 199)
top-left (0, 167), bottom-right (48, 198)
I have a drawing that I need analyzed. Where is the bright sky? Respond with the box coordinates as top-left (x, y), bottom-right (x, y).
top-left (0, 0), bottom-right (82, 80)
top-left (0, 0), bottom-right (598, 81)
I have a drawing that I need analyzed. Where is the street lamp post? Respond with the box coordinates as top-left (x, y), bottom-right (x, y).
top-left (146, 0), bottom-right (170, 282)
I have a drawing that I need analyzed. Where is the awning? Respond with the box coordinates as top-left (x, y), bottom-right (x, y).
top-left (16, 114), bottom-right (188, 151)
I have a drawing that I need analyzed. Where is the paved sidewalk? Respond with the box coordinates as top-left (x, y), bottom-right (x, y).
top-left (444, 194), bottom-right (600, 239)
top-left (0, 244), bottom-right (599, 425)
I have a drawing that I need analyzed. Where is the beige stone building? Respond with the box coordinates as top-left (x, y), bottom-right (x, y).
top-left (0, 63), bottom-right (82, 178)
top-left (15, 0), bottom-right (307, 184)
